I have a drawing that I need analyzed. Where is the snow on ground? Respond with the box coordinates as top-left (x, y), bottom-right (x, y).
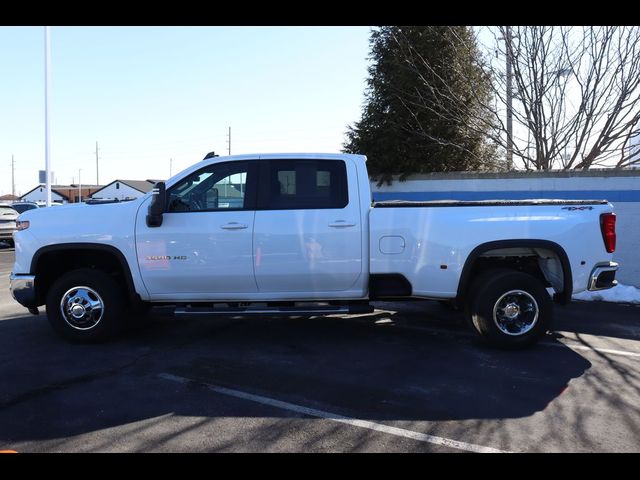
top-left (573, 283), bottom-right (640, 304)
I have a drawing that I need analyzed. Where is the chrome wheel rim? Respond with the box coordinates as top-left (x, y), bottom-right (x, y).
top-left (60, 286), bottom-right (105, 330)
top-left (492, 289), bottom-right (538, 336)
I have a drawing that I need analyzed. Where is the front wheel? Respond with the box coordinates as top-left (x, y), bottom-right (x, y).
top-left (466, 269), bottom-right (552, 349)
top-left (46, 268), bottom-right (125, 342)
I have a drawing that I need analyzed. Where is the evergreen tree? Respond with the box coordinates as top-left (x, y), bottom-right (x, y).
top-left (345, 26), bottom-right (500, 185)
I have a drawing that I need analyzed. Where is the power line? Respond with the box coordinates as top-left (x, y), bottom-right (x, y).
top-left (98, 135), bottom-right (229, 154)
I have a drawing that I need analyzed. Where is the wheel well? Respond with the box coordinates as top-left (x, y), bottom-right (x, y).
top-left (457, 240), bottom-right (572, 305)
top-left (33, 246), bottom-right (136, 306)
top-left (468, 253), bottom-right (549, 286)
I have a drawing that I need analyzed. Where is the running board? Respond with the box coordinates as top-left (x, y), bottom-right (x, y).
top-left (174, 304), bottom-right (374, 317)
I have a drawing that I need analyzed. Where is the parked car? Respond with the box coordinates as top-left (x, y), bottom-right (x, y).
top-left (10, 153), bottom-right (618, 348)
top-left (0, 204), bottom-right (18, 247)
top-left (11, 202), bottom-right (39, 214)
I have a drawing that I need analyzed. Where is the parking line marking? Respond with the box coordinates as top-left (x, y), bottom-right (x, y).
top-left (158, 373), bottom-right (510, 453)
top-left (549, 343), bottom-right (640, 358)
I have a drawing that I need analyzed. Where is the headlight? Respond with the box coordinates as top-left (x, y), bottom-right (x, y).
top-left (16, 220), bottom-right (30, 231)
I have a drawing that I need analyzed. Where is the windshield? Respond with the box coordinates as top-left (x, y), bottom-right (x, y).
top-left (12, 204), bottom-right (37, 214)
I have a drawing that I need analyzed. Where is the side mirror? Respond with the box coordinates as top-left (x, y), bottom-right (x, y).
top-left (146, 182), bottom-right (166, 227)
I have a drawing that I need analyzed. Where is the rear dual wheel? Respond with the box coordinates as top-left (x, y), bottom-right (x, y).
top-left (466, 269), bottom-right (552, 349)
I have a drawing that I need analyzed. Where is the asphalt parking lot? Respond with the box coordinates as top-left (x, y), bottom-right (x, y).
top-left (1, 243), bottom-right (639, 452)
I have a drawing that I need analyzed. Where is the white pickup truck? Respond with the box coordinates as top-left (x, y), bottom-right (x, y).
top-left (10, 153), bottom-right (618, 348)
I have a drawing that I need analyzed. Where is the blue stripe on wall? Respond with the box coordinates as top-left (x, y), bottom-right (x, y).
top-left (372, 190), bottom-right (640, 203)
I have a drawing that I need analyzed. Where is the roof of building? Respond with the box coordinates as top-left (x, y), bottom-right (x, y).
top-left (21, 184), bottom-right (104, 201)
top-left (90, 179), bottom-right (159, 197)
top-left (0, 194), bottom-right (19, 201)
top-left (119, 180), bottom-right (157, 193)
top-left (20, 184), bottom-right (70, 200)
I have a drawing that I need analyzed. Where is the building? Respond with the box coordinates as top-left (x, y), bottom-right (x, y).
top-left (628, 135), bottom-right (640, 167)
top-left (21, 184), bottom-right (103, 204)
top-left (89, 179), bottom-right (159, 201)
top-left (0, 194), bottom-right (19, 203)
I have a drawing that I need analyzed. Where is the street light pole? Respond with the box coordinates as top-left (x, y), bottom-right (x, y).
top-left (44, 26), bottom-right (52, 207)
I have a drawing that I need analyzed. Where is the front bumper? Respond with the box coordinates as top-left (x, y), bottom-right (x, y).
top-left (588, 262), bottom-right (618, 291)
top-left (10, 273), bottom-right (37, 308)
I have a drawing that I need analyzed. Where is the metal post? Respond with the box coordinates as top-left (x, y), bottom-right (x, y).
top-left (44, 26), bottom-right (52, 207)
top-left (11, 154), bottom-right (15, 197)
top-left (78, 169), bottom-right (82, 202)
top-left (95, 141), bottom-right (99, 185)
top-left (228, 126), bottom-right (231, 156)
top-left (505, 26), bottom-right (513, 170)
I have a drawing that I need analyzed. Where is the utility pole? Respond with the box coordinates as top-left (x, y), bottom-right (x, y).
top-left (11, 155), bottom-right (15, 197)
top-left (44, 26), bottom-right (52, 207)
top-left (505, 26), bottom-right (513, 170)
top-left (78, 168), bottom-right (82, 203)
top-left (169, 158), bottom-right (173, 177)
top-left (227, 126), bottom-right (231, 156)
top-left (95, 141), bottom-right (99, 185)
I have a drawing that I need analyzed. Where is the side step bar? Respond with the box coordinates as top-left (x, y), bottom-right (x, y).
top-left (175, 303), bottom-right (374, 317)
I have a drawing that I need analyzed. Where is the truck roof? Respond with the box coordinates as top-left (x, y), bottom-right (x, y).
top-left (205, 153), bottom-right (366, 162)
top-left (163, 153), bottom-right (368, 189)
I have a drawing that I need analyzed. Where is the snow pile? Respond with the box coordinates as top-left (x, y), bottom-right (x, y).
top-left (573, 283), bottom-right (640, 304)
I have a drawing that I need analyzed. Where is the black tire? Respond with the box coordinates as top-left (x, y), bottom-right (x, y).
top-left (437, 299), bottom-right (459, 311)
top-left (465, 269), bottom-right (552, 349)
top-left (46, 268), bottom-right (125, 343)
top-left (125, 302), bottom-right (154, 331)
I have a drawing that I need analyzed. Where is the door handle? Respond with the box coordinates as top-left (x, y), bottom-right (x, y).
top-left (328, 220), bottom-right (356, 228)
top-left (220, 222), bottom-right (248, 230)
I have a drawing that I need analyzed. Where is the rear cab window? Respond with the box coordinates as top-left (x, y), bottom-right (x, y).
top-left (259, 159), bottom-right (348, 210)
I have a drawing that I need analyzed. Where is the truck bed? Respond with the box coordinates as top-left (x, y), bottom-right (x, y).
top-left (369, 200), bottom-right (614, 299)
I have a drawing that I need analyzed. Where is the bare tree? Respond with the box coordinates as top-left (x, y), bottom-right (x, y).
top-left (393, 26), bottom-right (640, 170)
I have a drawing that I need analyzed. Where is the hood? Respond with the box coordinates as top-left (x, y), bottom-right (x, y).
top-left (0, 208), bottom-right (18, 220)
top-left (20, 197), bottom-right (147, 243)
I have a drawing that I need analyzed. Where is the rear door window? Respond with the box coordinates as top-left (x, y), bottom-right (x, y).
top-left (259, 160), bottom-right (348, 210)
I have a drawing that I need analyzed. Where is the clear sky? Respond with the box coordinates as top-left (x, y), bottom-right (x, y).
top-left (0, 26), bottom-right (371, 196)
